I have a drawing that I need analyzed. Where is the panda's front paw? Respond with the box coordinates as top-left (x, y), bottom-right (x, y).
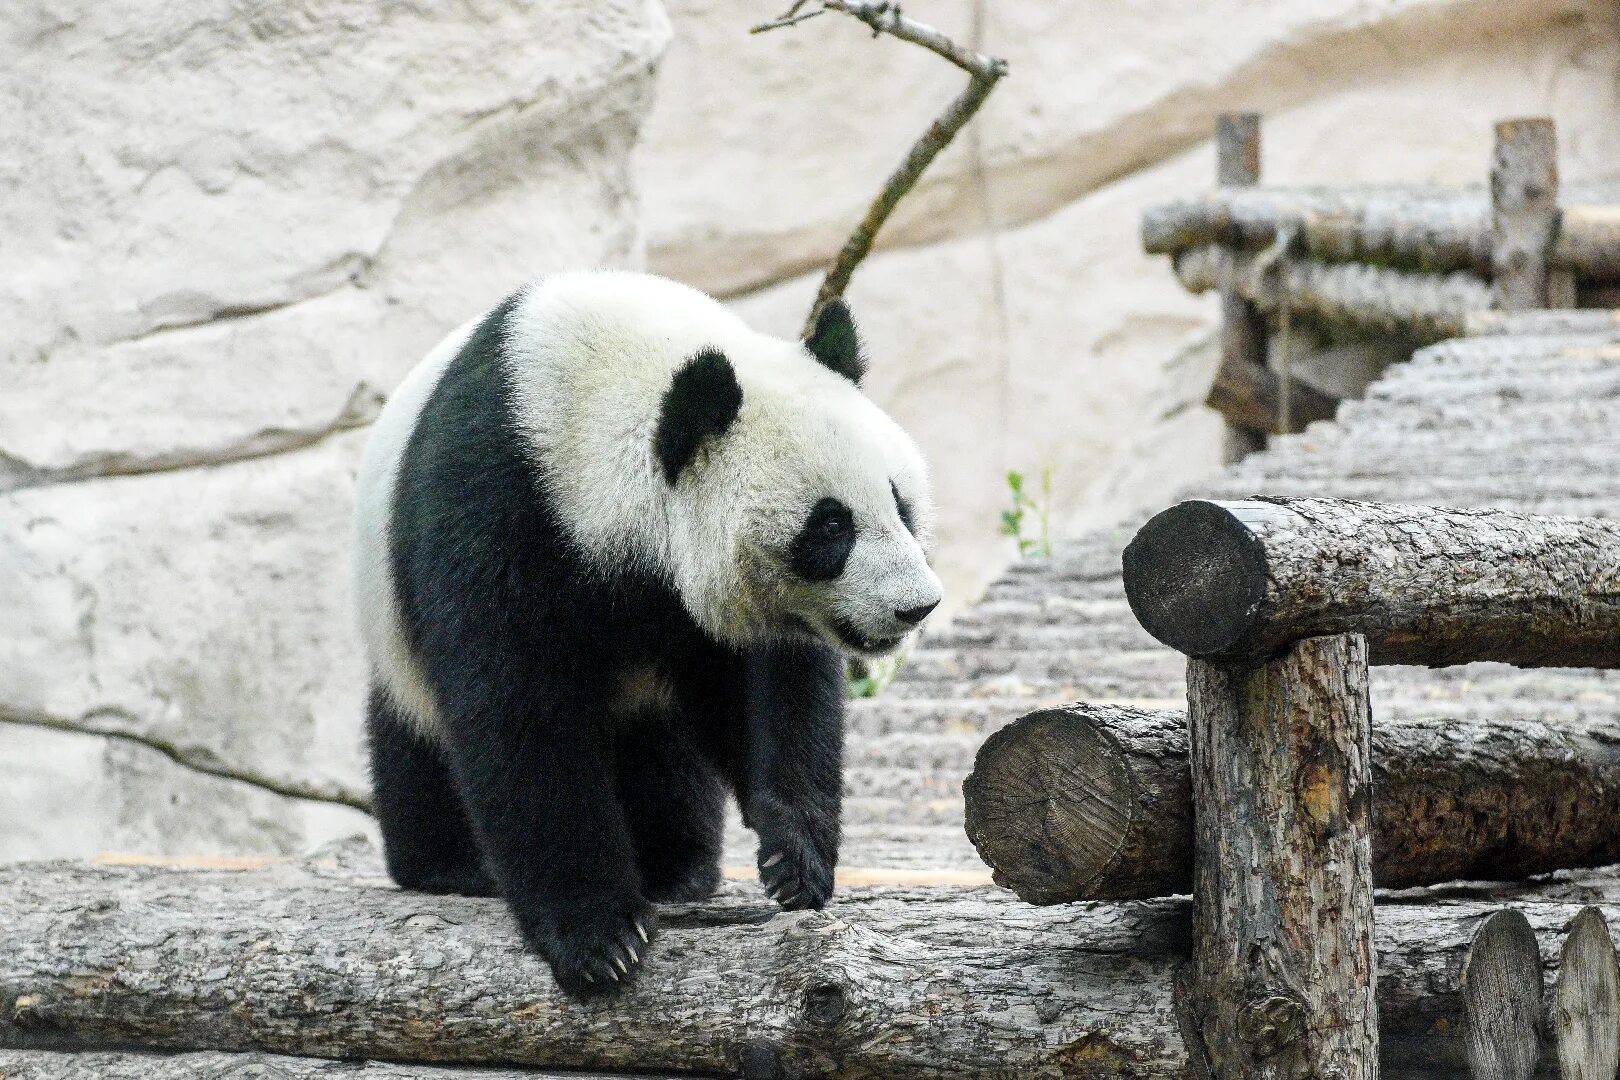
top-left (531, 897), bottom-right (657, 996)
top-left (750, 797), bottom-right (837, 911)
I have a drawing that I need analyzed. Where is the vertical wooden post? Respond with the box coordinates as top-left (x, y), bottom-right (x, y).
top-left (1553, 907), bottom-right (1620, 1080)
top-left (1181, 634), bottom-right (1378, 1079)
top-left (1216, 112), bottom-right (1267, 461)
top-left (1462, 908), bottom-right (1544, 1080)
top-left (1491, 118), bottom-right (1565, 311)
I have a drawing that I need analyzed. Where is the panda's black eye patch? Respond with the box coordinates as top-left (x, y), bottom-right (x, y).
top-left (790, 497), bottom-right (855, 582)
top-left (892, 480), bottom-right (916, 536)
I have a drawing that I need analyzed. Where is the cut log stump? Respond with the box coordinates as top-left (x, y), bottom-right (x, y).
top-left (1462, 908), bottom-right (1546, 1080)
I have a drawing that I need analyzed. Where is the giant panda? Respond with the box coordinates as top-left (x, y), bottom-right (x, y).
top-left (352, 271), bottom-right (942, 994)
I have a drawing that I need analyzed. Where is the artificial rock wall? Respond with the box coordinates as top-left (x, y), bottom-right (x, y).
top-left (642, 0), bottom-right (1620, 607)
top-left (1, 0), bottom-right (671, 859)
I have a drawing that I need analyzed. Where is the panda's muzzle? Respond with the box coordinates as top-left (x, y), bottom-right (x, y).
top-left (830, 616), bottom-right (905, 657)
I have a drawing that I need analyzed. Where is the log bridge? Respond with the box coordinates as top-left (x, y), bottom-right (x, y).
top-left (966, 496), bottom-right (1620, 1079)
top-left (1146, 113), bottom-right (1620, 447)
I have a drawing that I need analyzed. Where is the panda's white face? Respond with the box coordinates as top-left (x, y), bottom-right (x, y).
top-left (499, 272), bottom-right (943, 653)
top-left (729, 390), bottom-right (942, 658)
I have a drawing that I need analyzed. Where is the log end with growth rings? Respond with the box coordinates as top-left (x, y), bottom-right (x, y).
top-left (1121, 499), bottom-right (1271, 659)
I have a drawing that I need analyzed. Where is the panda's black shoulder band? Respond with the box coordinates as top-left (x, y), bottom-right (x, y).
top-left (654, 349), bottom-right (743, 483)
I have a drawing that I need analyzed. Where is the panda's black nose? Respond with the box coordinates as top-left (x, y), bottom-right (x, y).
top-left (895, 600), bottom-right (939, 626)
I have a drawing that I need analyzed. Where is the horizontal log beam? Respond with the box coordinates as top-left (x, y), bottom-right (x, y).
top-left (1142, 188), bottom-right (1620, 281)
top-left (0, 1049), bottom-right (614, 1079)
top-left (1121, 496), bottom-right (1620, 668)
top-left (1171, 244), bottom-right (1490, 342)
top-left (962, 703), bottom-right (1620, 903)
top-left (0, 853), bottom-right (1615, 1078)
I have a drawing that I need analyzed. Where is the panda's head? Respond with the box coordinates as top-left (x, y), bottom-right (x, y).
top-left (650, 299), bottom-right (943, 657)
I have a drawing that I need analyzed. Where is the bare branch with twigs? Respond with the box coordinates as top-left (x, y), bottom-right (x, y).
top-left (753, 0), bottom-right (1008, 337)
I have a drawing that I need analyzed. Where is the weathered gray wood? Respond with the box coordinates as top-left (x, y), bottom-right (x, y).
top-left (1172, 243), bottom-right (1491, 342)
top-left (1143, 187), bottom-right (1496, 273)
top-left (0, 1049), bottom-right (661, 1079)
top-left (962, 703), bottom-right (1620, 902)
top-left (1212, 113), bottom-right (1272, 447)
top-left (1122, 496), bottom-right (1620, 669)
top-left (1144, 186), bottom-right (1620, 282)
top-left (1553, 907), bottom-right (1620, 1080)
top-left (5, 854), bottom-right (1620, 1077)
top-left (1491, 118), bottom-right (1560, 312)
top-left (1182, 635), bottom-right (1377, 1079)
top-left (1462, 908), bottom-right (1545, 1080)
top-left (961, 704), bottom-right (1192, 904)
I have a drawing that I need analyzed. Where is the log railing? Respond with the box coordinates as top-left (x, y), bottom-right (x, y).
top-left (965, 495), bottom-right (1620, 1079)
top-left (1154, 114), bottom-right (1607, 444)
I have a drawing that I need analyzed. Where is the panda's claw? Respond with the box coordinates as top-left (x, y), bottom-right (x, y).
top-left (635, 919), bottom-right (649, 944)
top-left (613, 955), bottom-right (628, 976)
top-left (763, 851), bottom-right (786, 868)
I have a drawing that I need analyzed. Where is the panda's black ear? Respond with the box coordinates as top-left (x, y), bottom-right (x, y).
top-left (804, 299), bottom-right (865, 385)
top-left (655, 349), bottom-right (743, 483)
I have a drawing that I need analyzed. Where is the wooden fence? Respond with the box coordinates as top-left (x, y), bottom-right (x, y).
top-left (1145, 114), bottom-right (1620, 444)
top-left (966, 495), bottom-right (1620, 1079)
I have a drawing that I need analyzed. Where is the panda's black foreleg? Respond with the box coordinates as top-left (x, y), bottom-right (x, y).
top-left (616, 711), bottom-right (727, 903)
top-left (366, 686), bottom-right (499, 898)
top-left (439, 679), bottom-right (655, 995)
top-left (743, 641), bottom-right (845, 911)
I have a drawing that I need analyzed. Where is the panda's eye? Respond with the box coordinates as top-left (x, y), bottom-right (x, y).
top-left (790, 498), bottom-right (856, 582)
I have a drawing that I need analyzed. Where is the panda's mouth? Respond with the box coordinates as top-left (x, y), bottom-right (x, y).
top-left (830, 617), bottom-right (905, 657)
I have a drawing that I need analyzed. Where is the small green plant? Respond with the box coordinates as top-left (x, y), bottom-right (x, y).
top-left (999, 467), bottom-right (1053, 558)
top-left (847, 653), bottom-right (905, 698)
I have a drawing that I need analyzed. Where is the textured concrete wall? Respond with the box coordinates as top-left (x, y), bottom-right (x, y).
top-left (640, 0), bottom-right (1620, 610)
top-left (1, 0), bottom-right (671, 860)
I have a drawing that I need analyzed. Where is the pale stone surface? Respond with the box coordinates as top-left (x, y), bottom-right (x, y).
top-left (2, 0), bottom-right (671, 486)
top-left (643, 0), bottom-right (1617, 295)
top-left (1, 1), bottom-right (669, 858)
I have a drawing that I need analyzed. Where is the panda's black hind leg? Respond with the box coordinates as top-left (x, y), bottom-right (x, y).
top-left (367, 686), bottom-right (499, 898)
top-left (617, 712), bottom-right (727, 903)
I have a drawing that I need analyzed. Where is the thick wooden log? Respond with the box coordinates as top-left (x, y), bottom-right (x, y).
top-left (1172, 243), bottom-right (1491, 342)
top-left (1553, 907), bottom-right (1620, 1080)
top-left (1122, 496), bottom-right (1620, 669)
top-left (1555, 205), bottom-right (1620, 280)
top-left (2, 853), bottom-right (1620, 1078)
top-left (1491, 118), bottom-right (1560, 312)
top-left (962, 703), bottom-right (1620, 903)
top-left (1462, 909), bottom-right (1545, 1080)
top-left (1181, 635), bottom-right (1377, 1078)
top-left (1144, 187), bottom-right (1494, 274)
top-left (0, 1049), bottom-right (643, 1079)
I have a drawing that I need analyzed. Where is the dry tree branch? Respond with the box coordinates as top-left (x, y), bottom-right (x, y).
top-left (753, 0), bottom-right (1009, 337)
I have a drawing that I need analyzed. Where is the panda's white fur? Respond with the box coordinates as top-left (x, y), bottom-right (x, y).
top-left (354, 271), bottom-right (941, 738)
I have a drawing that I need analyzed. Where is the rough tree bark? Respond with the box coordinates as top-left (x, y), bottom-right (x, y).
top-left (1180, 636), bottom-right (1378, 1079)
top-left (1122, 496), bottom-right (1620, 669)
top-left (1143, 188), bottom-right (1620, 282)
top-left (0, 1050), bottom-right (641, 1079)
top-left (1171, 244), bottom-right (1491, 342)
top-left (2, 852), bottom-right (1619, 1078)
top-left (962, 703), bottom-right (1620, 903)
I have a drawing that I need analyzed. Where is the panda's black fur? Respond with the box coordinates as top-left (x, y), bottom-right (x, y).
top-left (368, 292), bottom-right (855, 994)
